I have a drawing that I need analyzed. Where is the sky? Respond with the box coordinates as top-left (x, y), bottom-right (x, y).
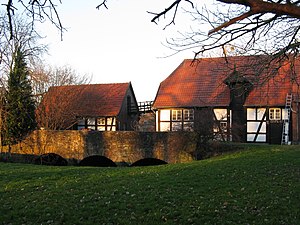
top-left (37, 1), bottom-right (197, 102)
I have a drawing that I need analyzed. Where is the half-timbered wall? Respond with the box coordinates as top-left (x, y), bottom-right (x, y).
top-left (76, 117), bottom-right (117, 131)
top-left (246, 107), bottom-right (289, 143)
top-left (74, 85), bottom-right (139, 131)
top-left (156, 108), bottom-right (232, 140)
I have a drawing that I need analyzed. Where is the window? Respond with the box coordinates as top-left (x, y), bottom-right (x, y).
top-left (160, 122), bottom-right (170, 131)
top-left (246, 108), bottom-right (267, 143)
top-left (157, 109), bottom-right (195, 131)
top-left (77, 117), bottom-right (117, 131)
top-left (77, 118), bottom-right (85, 130)
top-left (160, 110), bottom-right (170, 121)
top-left (106, 117), bottom-right (116, 131)
top-left (269, 108), bottom-right (281, 120)
top-left (184, 109), bottom-right (194, 121)
top-left (78, 118), bottom-right (85, 126)
top-left (97, 118), bottom-right (106, 131)
top-left (213, 108), bottom-right (231, 141)
top-left (97, 118), bottom-right (105, 125)
top-left (183, 122), bottom-right (193, 131)
top-left (247, 108), bottom-right (256, 120)
top-left (87, 118), bottom-right (95, 125)
top-left (86, 118), bottom-right (96, 130)
top-left (172, 110), bottom-right (182, 121)
top-left (247, 108), bottom-right (266, 120)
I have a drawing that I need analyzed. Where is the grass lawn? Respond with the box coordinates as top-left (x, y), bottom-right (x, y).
top-left (0, 145), bottom-right (299, 225)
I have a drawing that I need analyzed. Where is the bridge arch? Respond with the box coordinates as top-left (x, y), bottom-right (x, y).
top-left (130, 158), bottom-right (168, 167)
top-left (34, 153), bottom-right (68, 166)
top-left (79, 155), bottom-right (117, 167)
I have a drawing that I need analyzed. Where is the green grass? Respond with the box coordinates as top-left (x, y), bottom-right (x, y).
top-left (0, 145), bottom-right (299, 225)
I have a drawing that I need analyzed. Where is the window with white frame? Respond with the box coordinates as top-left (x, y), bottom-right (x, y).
top-left (172, 110), bottom-right (182, 121)
top-left (97, 117), bottom-right (106, 131)
top-left (269, 108), bottom-right (281, 120)
top-left (157, 109), bottom-right (194, 131)
top-left (77, 117), bottom-right (117, 131)
top-left (246, 108), bottom-right (267, 142)
top-left (97, 118), bottom-right (106, 125)
top-left (106, 117), bottom-right (116, 131)
top-left (184, 109), bottom-right (194, 121)
top-left (213, 108), bottom-right (231, 141)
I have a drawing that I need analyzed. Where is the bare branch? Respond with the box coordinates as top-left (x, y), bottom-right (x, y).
top-left (209, 11), bottom-right (255, 35)
top-left (210, 0), bottom-right (300, 35)
top-left (4, 0), bottom-right (15, 40)
top-left (96, 0), bottom-right (108, 10)
top-left (147, 0), bottom-right (194, 29)
top-left (3, 0), bottom-right (64, 41)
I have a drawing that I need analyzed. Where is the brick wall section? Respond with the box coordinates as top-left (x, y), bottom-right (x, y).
top-left (2, 130), bottom-right (198, 164)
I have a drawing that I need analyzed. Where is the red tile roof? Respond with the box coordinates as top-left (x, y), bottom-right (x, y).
top-left (244, 59), bottom-right (300, 106)
top-left (42, 83), bottom-right (131, 117)
top-left (153, 55), bottom-right (300, 108)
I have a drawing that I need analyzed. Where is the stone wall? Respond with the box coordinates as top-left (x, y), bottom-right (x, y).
top-left (1, 130), bottom-right (199, 164)
top-left (1, 130), bottom-right (85, 160)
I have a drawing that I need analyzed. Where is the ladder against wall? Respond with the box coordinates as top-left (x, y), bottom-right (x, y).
top-left (281, 93), bottom-right (292, 145)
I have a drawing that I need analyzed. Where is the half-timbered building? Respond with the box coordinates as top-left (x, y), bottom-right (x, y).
top-left (153, 55), bottom-right (300, 144)
top-left (37, 82), bottom-right (139, 131)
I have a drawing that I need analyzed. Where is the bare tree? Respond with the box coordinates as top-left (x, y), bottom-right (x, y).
top-left (0, 14), bottom-right (46, 75)
top-left (165, 1), bottom-right (299, 61)
top-left (97, 0), bottom-right (300, 63)
top-left (35, 85), bottom-right (89, 130)
top-left (5, 1), bottom-right (298, 63)
top-left (2, 0), bottom-right (63, 40)
top-left (36, 86), bottom-right (79, 130)
top-left (30, 64), bottom-right (91, 105)
top-left (32, 65), bottom-right (91, 130)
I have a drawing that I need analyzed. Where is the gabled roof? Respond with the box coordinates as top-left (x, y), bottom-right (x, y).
top-left (42, 82), bottom-right (132, 117)
top-left (153, 55), bottom-right (300, 109)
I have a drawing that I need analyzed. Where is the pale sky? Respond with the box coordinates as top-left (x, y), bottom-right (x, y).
top-left (37, 1), bottom-right (197, 102)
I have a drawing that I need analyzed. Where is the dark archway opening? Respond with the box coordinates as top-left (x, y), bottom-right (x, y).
top-left (34, 153), bottom-right (68, 166)
top-left (130, 158), bottom-right (168, 167)
top-left (79, 155), bottom-right (117, 167)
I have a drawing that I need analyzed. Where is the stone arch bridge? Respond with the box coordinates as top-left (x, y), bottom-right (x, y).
top-left (4, 130), bottom-right (199, 164)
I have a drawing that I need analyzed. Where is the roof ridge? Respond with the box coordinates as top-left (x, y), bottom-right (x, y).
top-left (50, 82), bottom-right (130, 88)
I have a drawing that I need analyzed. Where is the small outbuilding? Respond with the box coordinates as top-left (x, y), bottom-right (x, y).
top-left (37, 82), bottom-right (139, 131)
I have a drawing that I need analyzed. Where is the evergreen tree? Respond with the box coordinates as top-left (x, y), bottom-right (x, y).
top-left (5, 47), bottom-right (36, 145)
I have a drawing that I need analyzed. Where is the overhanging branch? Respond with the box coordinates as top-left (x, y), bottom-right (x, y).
top-left (209, 0), bottom-right (300, 35)
top-left (209, 11), bottom-right (255, 35)
top-left (96, 0), bottom-right (108, 10)
top-left (147, 0), bottom-right (194, 29)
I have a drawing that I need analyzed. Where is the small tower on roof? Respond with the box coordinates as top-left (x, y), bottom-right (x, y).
top-left (223, 65), bottom-right (253, 142)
